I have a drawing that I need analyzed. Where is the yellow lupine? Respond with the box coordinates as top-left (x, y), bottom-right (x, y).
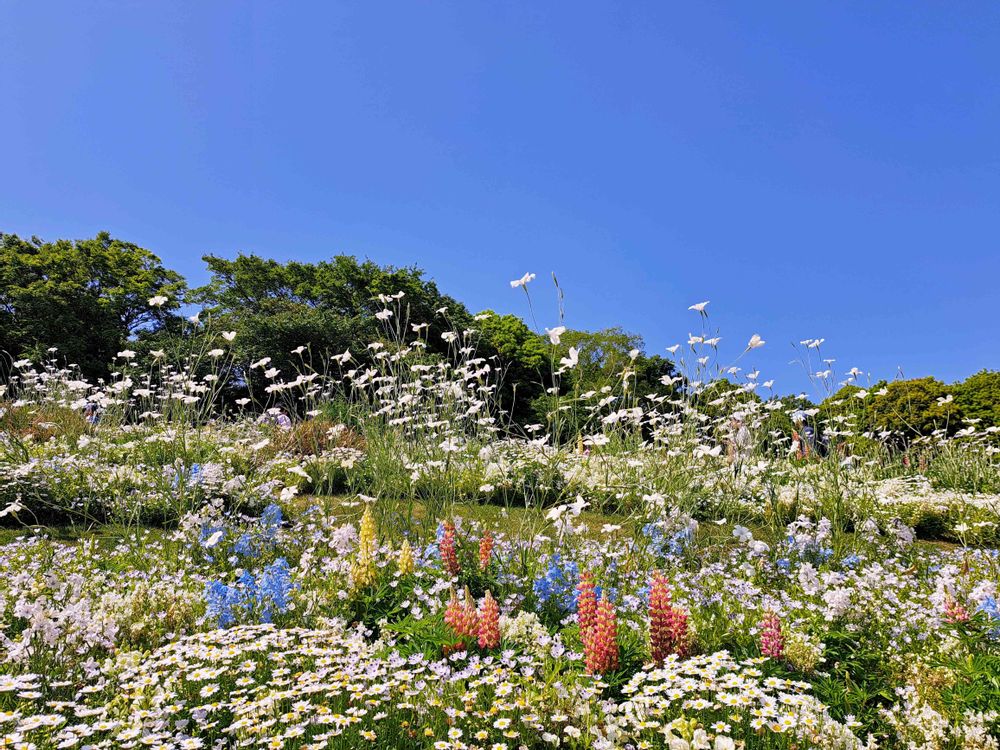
top-left (351, 506), bottom-right (378, 589)
top-left (398, 538), bottom-right (414, 575)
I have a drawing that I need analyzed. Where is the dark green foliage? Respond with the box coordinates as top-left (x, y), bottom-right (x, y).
top-left (194, 253), bottom-right (473, 400)
top-left (954, 370), bottom-right (1000, 429)
top-left (0, 232), bottom-right (185, 379)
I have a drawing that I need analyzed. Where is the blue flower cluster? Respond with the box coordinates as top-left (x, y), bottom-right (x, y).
top-left (643, 523), bottom-right (693, 557)
top-left (174, 463), bottom-right (203, 489)
top-left (840, 553), bottom-right (862, 569)
top-left (784, 535), bottom-right (833, 564)
top-left (978, 595), bottom-right (1000, 639)
top-left (533, 553), bottom-right (579, 612)
top-left (205, 557), bottom-right (294, 627)
top-left (202, 503), bottom-right (284, 562)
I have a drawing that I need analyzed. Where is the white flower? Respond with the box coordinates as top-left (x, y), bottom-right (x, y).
top-left (559, 347), bottom-right (579, 369)
top-left (147, 295), bottom-right (168, 307)
top-left (688, 300), bottom-right (709, 312)
top-left (208, 348), bottom-right (224, 357)
top-left (510, 272), bottom-right (536, 289)
top-left (746, 333), bottom-right (765, 349)
top-left (545, 326), bottom-right (566, 345)
top-left (117, 349), bottom-right (136, 359)
top-left (222, 330), bottom-right (237, 341)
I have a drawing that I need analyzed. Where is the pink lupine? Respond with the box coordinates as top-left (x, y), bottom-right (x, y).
top-left (944, 596), bottom-right (969, 623)
top-left (477, 590), bottom-right (500, 649)
top-left (760, 610), bottom-right (784, 659)
top-left (479, 531), bottom-right (494, 572)
top-left (585, 593), bottom-right (619, 674)
top-left (440, 521), bottom-right (460, 577)
top-left (444, 588), bottom-right (478, 642)
top-left (649, 572), bottom-right (690, 662)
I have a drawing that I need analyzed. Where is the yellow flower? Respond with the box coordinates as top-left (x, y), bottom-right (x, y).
top-left (351, 506), bottom-right (378, 589)
top-left (398, 538), bottom-right (414, 575)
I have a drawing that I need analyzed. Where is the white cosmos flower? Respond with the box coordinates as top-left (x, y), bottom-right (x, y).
top-left (688, 300), bottom-right (709, 312)
top-left (235, 398), bottom-right (250, 406)
top-left (545, 326), bottom-right (566, 345)
top-left (147, 295), bottom-right (168, 307)
top-left (222, 330), bottom-right (237, 341)
top-left (151, 349), bottom-right (166, 358)
top-left (559, 347), bottom-right (579, 369)
top-left (666, 344), bottom-right (680, 354)
top-left (117, 349), bottom-right (136, 359)
top-left (208, 348), bottom-right (224, 357)
top-left (375, 309), bottom-right (393, 321)
top-left (291, 345), bottom-right (306, 355)
top-left (746, 333), bottom-right (765, 349)
top-left (510, 272), bottom-right (536, 289)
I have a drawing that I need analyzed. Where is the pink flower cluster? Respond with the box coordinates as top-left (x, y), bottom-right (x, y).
top-left (648, 571), bottom-right (689, 663)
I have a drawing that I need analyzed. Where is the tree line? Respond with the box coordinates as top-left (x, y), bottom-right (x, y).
top-left (2, 231), bottom-right (997, 438)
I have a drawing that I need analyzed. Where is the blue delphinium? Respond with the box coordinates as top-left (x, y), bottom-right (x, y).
top-left (668, 527), bottom-right (693, 555)
top-left (257, 557), bottom-right (293, 623)
top-left (233, 532), bottom-right (255, 558)
top-left (643, 522), bottom-right (693, 558)
top-left (642, 523), bottom-right (667, 556)
top-left (204, 557), bottom-right (295, 627)
top-left (978, 595), bottom-right (1000, 639)
top-left (204, 580), bottom-right (242, 627)
top-left (260, 503), bottom-right (283, 540)
top-left (533, 553), bottom-right (580, 612)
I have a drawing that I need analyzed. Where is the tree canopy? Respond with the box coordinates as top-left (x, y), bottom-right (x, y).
top-left (0, 232), bottom-right (184, 379)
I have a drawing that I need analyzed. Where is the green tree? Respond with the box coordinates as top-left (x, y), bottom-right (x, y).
top-left (194, 253), bottom-right (474, 398)
top-left (867, 377), bottom-right (963, 441)
top-left (955, 370), bottom-right (1000, 429)
top-left (472, 310), bottom-right (547, 424)
top-left (0, 232), bottom-right (184, 379)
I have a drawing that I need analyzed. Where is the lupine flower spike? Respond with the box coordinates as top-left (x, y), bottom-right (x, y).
top-left (478, 531), bottom-right (494, 572)
top-left (397, 538), bottom-right (414, 575)
top-left (760, 610), bottom-right (784, 659)
top-left (477, 590), bottom-right (500, 649)
top-left (440, 520), bottom-right (460, 577)
top-left (350, 506), bottom-right (377, 589)
top-left (585, 592), bottom-right (619, 674)
top-left (444, 587), bottom-right (478, 643)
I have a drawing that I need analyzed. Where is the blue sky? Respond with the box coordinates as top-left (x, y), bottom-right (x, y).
top-left (2, 2), bottom-right (997, 397)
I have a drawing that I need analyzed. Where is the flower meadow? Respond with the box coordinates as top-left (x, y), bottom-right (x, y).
top-left (1, 284), bottom-right (999, 750)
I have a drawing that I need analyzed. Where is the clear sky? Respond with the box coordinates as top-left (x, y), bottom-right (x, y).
top-left (2, 2), bottom-right (997, 397)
